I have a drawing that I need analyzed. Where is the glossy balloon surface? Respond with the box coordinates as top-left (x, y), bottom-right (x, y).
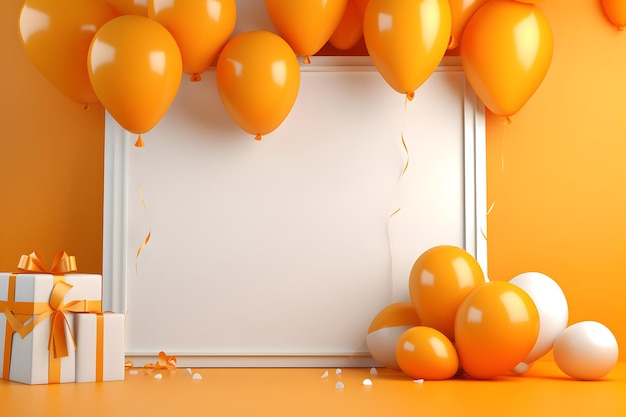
top-left (88, 15), bottom-right (182, 135)
top-left (363, 0), bottom-right (451, 97)
top-left (18, 0), bottom-right (118, 104)
top-left (454, 281), bottom-right (539, 379)
top-left (148, 0), bottom-right (236, 80)
top-left (409, 245), bottom-right (485, 341)
top-left (396, 326), bottom-right (459, 380)
top-left (215, 31), bottom-right (300, 140)
top-left (553, 321), bottom-right (619, 380)
top-left (264, 0), bottom-right (348, 59)
top-left (460, 0), bottom-right (553, 117)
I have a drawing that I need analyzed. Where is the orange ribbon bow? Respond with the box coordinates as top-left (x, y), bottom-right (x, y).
top-left (142, 351), bottom-right (177, 375)
top-left (2, 251), bottom-right (101, 360)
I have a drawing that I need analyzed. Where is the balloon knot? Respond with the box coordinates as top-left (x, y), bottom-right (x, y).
top-left (406, 91), bottom-right (415, 101)
top-left (447, 36), bottom-right (457, 50)
top-left (254, 134), bottom-right (262, 141)
top-left (619, 25), bottom-right (625, 31)
top-left (135, 135), bottom-right (145, 148)
top-left (504, 116), bottom-right (512, 125)
top-left (304, 56), bottom-right (311, 65)
top-left (82, 103), bottom-right (89, 111)
top-left (190, 74), bottom-right (202, 82)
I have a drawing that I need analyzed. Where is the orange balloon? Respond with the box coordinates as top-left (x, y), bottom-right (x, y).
top-left (367, 302), bottom-right (422, 370)
top-left (396, 326), bottom-right (459, 380)
top-left (329, 0), bottom-right (364, 50)
top-left (148, 0), bottom-right (236, 81)
top-left (105, 0), bottom-right (148, 16)
top-left (88, 15), bottom-right (182, 136)
top-left (18, 0), bottom-right (118, 105)
top-left (460, 0), bottom-right (553, 118)
top-left (215, 31), bottom-right (300, 141)
top-left (601, 0), bottom-right (626, 30)
top-left (408, 245), bottom-right (485, 341)
top-left (454, 281), bottom-right (540, 379)
top-left (363, 0), bottom-right (451, 99)
top-left (448, 0), bottom-right (490, 49)
top-left (264, 0), bottom-right (348, 62)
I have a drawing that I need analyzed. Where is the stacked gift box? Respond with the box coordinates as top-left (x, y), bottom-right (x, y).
top-left (0, 251), bottom-right (125, 384)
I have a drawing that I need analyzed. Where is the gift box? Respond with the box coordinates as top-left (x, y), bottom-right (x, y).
top-left (0, 252), bottom-right (102, 384)
top-left (74, 312), bottom-right (125, 383)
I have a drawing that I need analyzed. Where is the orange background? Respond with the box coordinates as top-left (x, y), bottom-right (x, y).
top-left (1, 0), bottom-right (625, 361)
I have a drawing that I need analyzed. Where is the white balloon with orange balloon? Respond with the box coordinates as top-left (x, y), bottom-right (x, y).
top-left (366, 302), bottom-right (421, 370)
top-left (509, 272), bottom-right (568, 374)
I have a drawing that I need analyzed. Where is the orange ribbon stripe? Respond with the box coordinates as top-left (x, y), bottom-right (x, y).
top-left (96, 313), bottom-right (104, 382)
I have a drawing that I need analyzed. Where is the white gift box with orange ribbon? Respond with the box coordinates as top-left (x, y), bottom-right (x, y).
top-left (0, 272), bottom-right (102, 384)
top-left (74, 312), bottom-right (125, 383)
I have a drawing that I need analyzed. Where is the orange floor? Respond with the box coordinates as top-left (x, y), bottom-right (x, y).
top-left (1, 362), bottom-right (625, 417)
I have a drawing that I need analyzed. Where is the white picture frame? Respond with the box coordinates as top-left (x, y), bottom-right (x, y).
top-left (102, 55), bottom-right (487, 367)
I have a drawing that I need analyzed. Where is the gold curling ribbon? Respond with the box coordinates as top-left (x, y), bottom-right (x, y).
top-left (135, 184), bottom-right (151, 272)
top-left (1, 252), bottom-right (102, 383)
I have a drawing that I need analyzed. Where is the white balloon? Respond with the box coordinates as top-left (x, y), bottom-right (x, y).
top-left (553, 321), bottom-right (619, 380)
top-left (509, 272), bottom-right (568, 374)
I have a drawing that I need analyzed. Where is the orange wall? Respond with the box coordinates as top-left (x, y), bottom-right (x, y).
top-left (2, 0), bottom-right (625, 359)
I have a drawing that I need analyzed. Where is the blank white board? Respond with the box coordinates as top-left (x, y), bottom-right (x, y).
top-left (103, 56), bottom-right (486, 367)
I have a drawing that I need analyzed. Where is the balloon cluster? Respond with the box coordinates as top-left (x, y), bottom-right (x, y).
top-left (16, 0), bottom-right (351, 143)
top-left (367, 245), bottom-right (619, 381)
top-left (17, 0), bottom-right (556, 144)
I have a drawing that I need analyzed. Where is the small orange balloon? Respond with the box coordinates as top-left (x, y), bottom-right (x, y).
top-left (264, 0), bottom-right (348, 62)
top-left (408, 245), bottom-right (485, 341)
top-left (329, 0), bottom-right (364, 50)
top-left (18, 0), bottom-right (118, 105)
top-left (367, 302), bottom-right (422, 370)
top-left (215, 31), bottom-right (300, 141)
top-left (601, 0), bottom-right (626, 30)
top-left (396, 326), bottom-right (459, 380)
top-left (460, 0), bottom-right (553, 118)
top-left (363, 0), bottom-right (451, 99)
top-left (454, 281), bottom-right (540, 379)
top-left (88, 15), bottom-right (182, 135)
top-left (148, 0), bottom-right (236, 81)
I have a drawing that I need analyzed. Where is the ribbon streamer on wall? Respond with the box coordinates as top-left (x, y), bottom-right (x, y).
top-left (387, 95), bottom-right (412, 303)
top-left (134, 142), bottom-right (151, 273)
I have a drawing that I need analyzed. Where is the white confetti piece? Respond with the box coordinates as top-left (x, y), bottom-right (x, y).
top-left (362, 378), bottom-right (373, 386)
top-left (335, 381), bottom-right (344, 389)
top-left (370, 368), bottom-right (378, 376)
top-left (413, 379), bottom-right (424, 384)
top-left (192, 373), bottom-right (203, 380)
top-left (320, 370), bottom-right (329, 379)
top-left (335, 369), bottom-right (342, 375)
top-left (154, 374), bottom-right (163, 380)
top-left (129, 370), bottom-right (139, 375)
top-left (186, 368), bottom-right (192, 375)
